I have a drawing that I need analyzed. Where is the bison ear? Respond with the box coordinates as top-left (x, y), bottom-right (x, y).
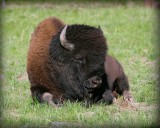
top-left (60, 25), bottom-right (74, 51)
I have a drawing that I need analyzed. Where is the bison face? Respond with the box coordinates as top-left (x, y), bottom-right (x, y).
top-left (49, 24), bottom-right (107, 101)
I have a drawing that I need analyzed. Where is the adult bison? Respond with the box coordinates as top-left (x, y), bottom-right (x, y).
top-left (27, 17), bottom-right (107, 107)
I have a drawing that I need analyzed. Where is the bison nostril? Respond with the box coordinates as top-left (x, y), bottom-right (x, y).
top-left (92, 80), bottom-right (98, 84)
top-left (87, 76), bottom-right (102, 89)
top-left (92, 78), bottom-right (102, 85)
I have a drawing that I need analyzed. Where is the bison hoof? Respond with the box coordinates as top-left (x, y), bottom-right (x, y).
top-left (102, 90), bottom-right (114, 105)
top-left (42, 92), bottom-right (58, 108)
top-left (102, 95), bottom-right (114, 105)
top-left (112, 91), bottom-right (118, 99)
top-left (123, 90), bottom-right (134, 104)
top-left (113, 97), bottom-right (117, 104)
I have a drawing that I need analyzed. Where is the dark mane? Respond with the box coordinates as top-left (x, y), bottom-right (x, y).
top-left (66, 24), bottom-right (107, 50)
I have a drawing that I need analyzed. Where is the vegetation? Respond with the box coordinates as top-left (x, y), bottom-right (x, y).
top-left (1, 1), bottom-right (158, 127)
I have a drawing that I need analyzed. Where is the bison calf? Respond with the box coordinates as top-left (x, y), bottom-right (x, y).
top-left (27, 17), bottom-right (107, 107)
top-left (102, 55), bottom-right (133, 104)
top-left (86, 55), bottom-right (133, 106)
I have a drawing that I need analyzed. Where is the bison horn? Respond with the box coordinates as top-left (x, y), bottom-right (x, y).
top-left (60, 25), bottom-right (74, 51)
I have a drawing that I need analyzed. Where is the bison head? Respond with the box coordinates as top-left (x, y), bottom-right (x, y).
top-left (49, 24), bottom-right (107, 101)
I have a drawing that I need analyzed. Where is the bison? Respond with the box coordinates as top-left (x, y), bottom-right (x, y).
top-left (27, 17), bottom-right (108, 107)
top-left (103, 55), bottom-right (133, 103)
top-left (86, 55), bottom-right (133, 106)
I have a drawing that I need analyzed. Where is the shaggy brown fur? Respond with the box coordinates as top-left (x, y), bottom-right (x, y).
top-left (27, 17), bottom-right (66, 104)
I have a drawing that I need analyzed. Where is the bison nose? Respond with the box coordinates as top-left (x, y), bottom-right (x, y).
top-left (91, 76), bottom-right (102, 88)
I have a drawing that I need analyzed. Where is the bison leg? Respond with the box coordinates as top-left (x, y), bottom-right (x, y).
top-left (31, 85), bottom-right (58, 108)
top-left (114, 75), bottom-right (134, 103)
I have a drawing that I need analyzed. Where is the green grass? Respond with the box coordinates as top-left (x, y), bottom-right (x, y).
top-left (1, 2), bottom-right (158, 128)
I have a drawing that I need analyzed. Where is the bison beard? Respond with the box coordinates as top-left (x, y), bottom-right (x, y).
top-left (27, 17), bottom-right (108, 107)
